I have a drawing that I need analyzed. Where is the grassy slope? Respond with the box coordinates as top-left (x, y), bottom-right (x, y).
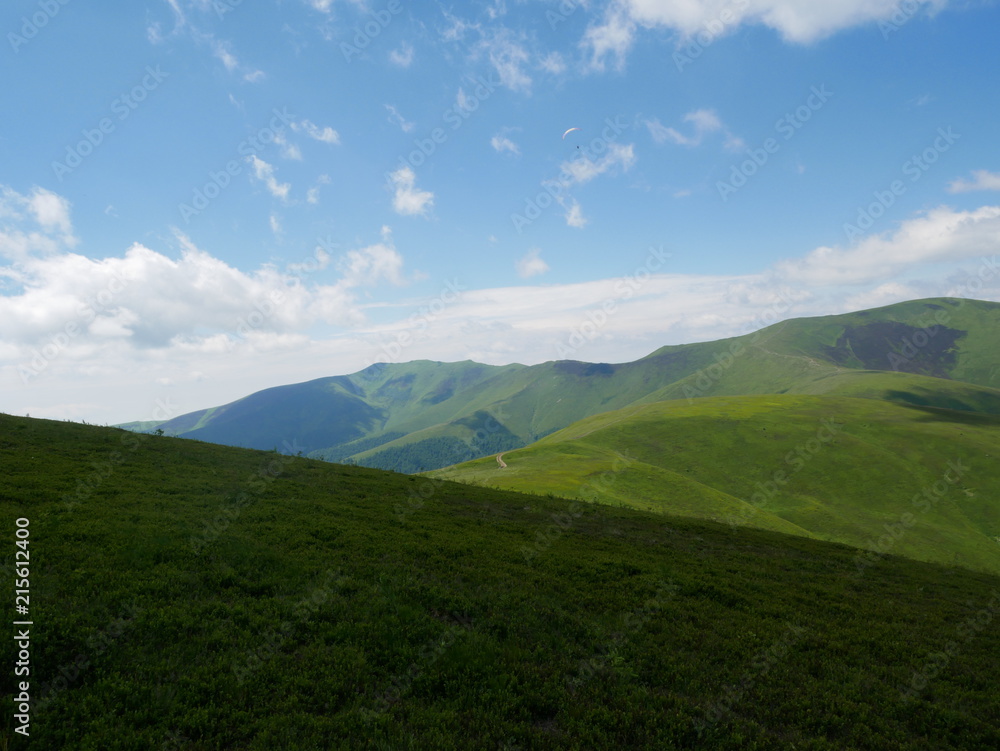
top-left (430, 395), bottom-right (1000, 576)
top-left (3, 413), bottom-right (1000, 749)
top-left (144, 298), bottom-right (1000, 472)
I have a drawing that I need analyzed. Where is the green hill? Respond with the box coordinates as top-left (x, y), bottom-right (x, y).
top-left (136, 297), bottom-right (1000, 472)
top-left (429, 394), bottom-right (1000, 576)
top-left (3, 412), bottom-right (1000, 749)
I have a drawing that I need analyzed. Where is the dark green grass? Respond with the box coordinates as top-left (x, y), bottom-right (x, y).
top-left (3, 413), bottom-right (1000, 749)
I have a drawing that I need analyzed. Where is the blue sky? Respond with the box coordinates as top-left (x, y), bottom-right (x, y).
top-left (2, 0), bottom-right (999, 424)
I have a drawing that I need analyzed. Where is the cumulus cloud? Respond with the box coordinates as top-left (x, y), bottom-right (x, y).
top-left (516, 248), bottom-right (549, 278)
top-left (388, 166), bottom-right (434, 216)
top-left (583, 0), bottom-right (949, 68)
top-left (774, 205), bottom-right (1000, 285)
top-left (948, 170), bottom-right (1000, 194)
top-left (0, 191), bottom-right (414, 364)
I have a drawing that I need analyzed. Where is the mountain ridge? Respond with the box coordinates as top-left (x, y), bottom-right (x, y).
top-left (129, 297), bottom-right (1000, 472)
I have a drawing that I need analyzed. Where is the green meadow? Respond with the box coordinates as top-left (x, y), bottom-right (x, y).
top-left (429, 394), bottom-right (1000, 576)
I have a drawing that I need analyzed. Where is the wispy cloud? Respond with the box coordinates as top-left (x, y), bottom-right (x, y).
top-left (385, 104), bottom-right (415, 133)
top-left (561, 143), bottom-right (636, 186)
top-left (491, 130), bottom-right (520, 155)
top-left (292, 119), bottom-right (340, 144)
top-left (307, 174), bottom-right (331, 204)
top-left (647, 109), bottom-right (743, 151)
top-left (389, 42), bottom-right (414, 67)
top-left (247, 156), bottom-right (291, 200)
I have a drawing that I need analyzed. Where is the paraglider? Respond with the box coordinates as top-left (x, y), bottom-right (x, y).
top-left (562, 127), bottom-right (581, 140)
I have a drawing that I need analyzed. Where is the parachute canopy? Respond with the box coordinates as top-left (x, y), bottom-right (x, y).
top-left (561, 127), bottom-right (581, 140)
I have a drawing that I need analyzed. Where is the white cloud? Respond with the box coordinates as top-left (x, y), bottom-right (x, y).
top-left (305, 0), bottom-right (334, 12)
top-left (247, 156), bottom-right (291, 200)
top-left (479, 27), bottom-right (532, 92)
top-left (491, 132), bottom-right (520, 155)
top-left (516, 248), bottom-right (549, 278)
top-left (0, 186), bottom-right (76, 256)
top-left (293, 119), bottom-right (340, 145)
top-left (538, 51), bottom-right (567, 74)
top-left (589, 0), bottom-right (949, 51)
top-left (948, 170), bottom-right (1000, 194)
top-left (307, 174), bottom-right (331, 204)
top-left (561, 143), bottom-right (636, 186)
top-left (775, 205), bottom-right (1000, 285)
top-left (565, 201), bottom-right (588, 228)
top-left (269, 215), bottom-right (282, 235)
top-left (338, 226), bottom-right (409, 287)
top-left (582, 5), bottom-right (636, 71)
top-left (275, 132), bottom-right (302, 161)
top-left (388, 166), bottom-right (434, 216)
top-left (389, 42), bottom-right (414, 67)
top-left (212, 39), bottom-right (239, 71)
